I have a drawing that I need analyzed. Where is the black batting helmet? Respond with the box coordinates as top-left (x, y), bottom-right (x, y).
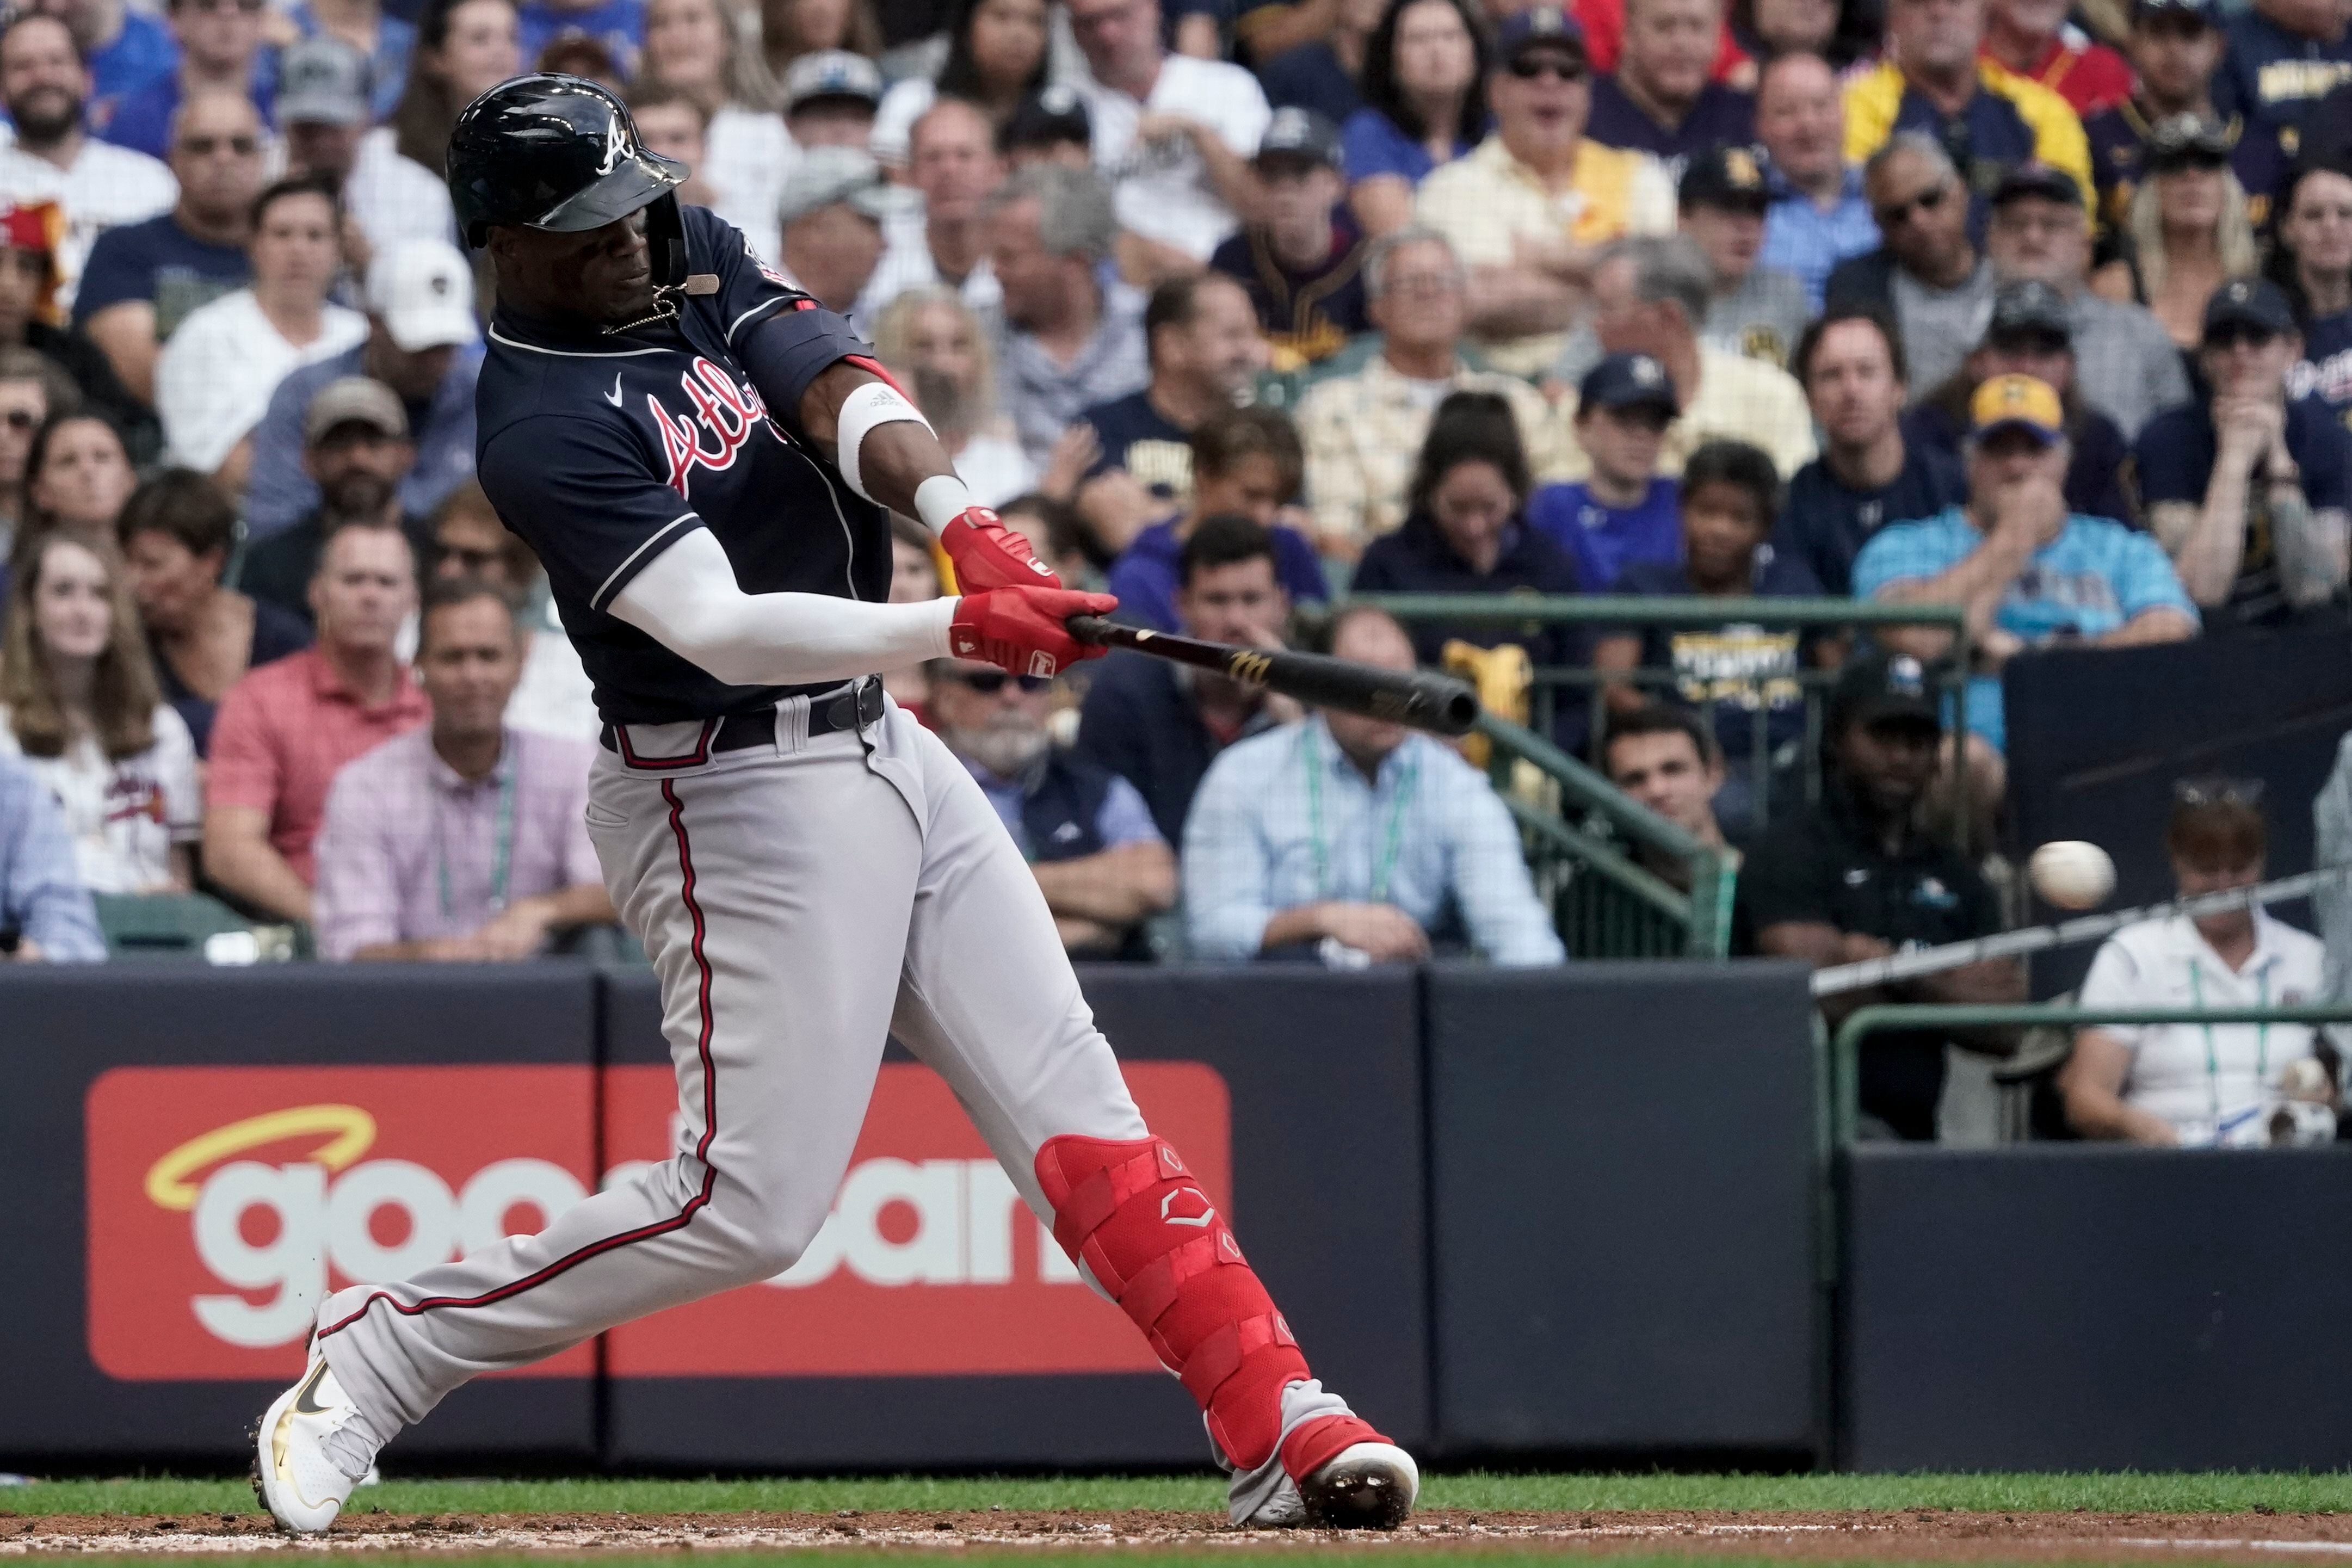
top-left (446, 74), bottom-right (686, 250)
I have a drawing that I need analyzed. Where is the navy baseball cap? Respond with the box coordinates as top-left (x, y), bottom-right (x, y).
top-left (1985, 279), bottom-right (2072, 343)
top-left (2134, 0), bottom-right (2218, 25)
top-left (2203, 277), bottom-right (2296, 340)
top-left (1255, 107), bottom-right (1341, 171)
top-left (1829, 653), bottom-right (1941, 734)
top-left (1679, 144), bottom-right (1771, 211)
top-left (1495, 5), bottom-right (1586, 61)
top-left (1991, 162), bottom-right (2084, 209)
top-left (1578, 352), bottom-right (1680, 417)
top-left (1003, 84), bottom-right (1090, 151)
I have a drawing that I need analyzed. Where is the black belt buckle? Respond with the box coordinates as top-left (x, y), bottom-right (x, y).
top-left (818, 677), bottom-right (883, 736)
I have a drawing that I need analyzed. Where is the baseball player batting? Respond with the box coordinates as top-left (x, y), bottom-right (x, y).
top-left (252, 76), bottom-right (1416, 1535)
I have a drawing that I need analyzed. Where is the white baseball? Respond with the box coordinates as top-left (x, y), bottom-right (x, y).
top-left (2029, 840), bottom-right (2115, 910)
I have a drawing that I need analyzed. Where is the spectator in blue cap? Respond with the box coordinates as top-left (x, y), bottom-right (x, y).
top-left (1208, 107), bottom-right (1372, 371)
top-left (1529, 350), bottom-right (1682, 588)
top-left (2135, 276), bottom-right (2352, 628)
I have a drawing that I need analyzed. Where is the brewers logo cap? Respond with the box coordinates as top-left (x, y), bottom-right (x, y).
top-left (364, 238), bottom-right (478, 352)
top-left (1495, 5), bottom-right (1587, 61)
top-left (1255, 107), bottom-right (1342, 171)
top-left (1985, 279), bottom-right (2072, 345)
top-left (2201, 277), bottom-right (2295, 341)
top-left (1969, 373), bottom-right (2065, 444)
top-left (1577, 351), bottom-right (1680, 417)
top-left (1004, 84), bottom-right (1090, 150)
top-left (1678, 144), bottom-right (1771, 212)
top-left (1829, 652), bottom-right (1942, 734)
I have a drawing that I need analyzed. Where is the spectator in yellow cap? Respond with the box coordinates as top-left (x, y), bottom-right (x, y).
top-left (1853, 371), bottom-right (2198, 779)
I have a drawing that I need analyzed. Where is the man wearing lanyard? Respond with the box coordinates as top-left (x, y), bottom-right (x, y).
top-left (311, 577), bottom-right (614, 961)
top-left (1181, 607), bottom-right (1564, 966)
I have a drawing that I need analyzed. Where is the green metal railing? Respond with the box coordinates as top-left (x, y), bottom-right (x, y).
top-left (1475, 711), bottom-right (1737, 957)
top-left (1829, 1004), bottom-right (2352, 1146)
top-left (1350, 595), bottom-right (1971, 959)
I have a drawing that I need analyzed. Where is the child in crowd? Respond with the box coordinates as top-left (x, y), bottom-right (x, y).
top-left (1528, 353), bottom-right (1682, 590)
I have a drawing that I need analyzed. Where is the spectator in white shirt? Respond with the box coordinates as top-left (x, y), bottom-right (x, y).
top-left (870, 285), bottom-right (1038, 505)
top-left (637, 0), bottom-right (792, 265)
top-left (1068, 0), bottom-right (1270, 270)
top-left (0, 531), bottom-right (199, 894)
top-left (277, 36), bottom-right (456, 275)
top-left (2063, 783), bottom-right (2334, 1146)
top-left (0, 14), bottom-right (176, 313)
top-left (155, 172), bottom-right (368, 493)
top-left (860, 96), bottom-right (1005, 323)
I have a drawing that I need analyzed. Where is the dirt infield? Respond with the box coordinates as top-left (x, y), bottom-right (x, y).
top-left (8, 1510), bottom-right (2352, 1557)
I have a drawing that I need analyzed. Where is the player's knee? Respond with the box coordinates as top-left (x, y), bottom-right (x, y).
top-left (720, 1188), bottom-right (832, 1281)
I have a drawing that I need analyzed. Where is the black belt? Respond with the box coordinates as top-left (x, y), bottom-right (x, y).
top-left (600, 678), bottom-right (883, 760)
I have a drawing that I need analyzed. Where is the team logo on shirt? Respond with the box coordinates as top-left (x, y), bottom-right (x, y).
top-left (649, 356), bottom-right (776, 497)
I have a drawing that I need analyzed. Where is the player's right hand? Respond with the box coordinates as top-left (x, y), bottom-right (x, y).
top-left (941, 506), bottom-right (1063, 591)
top-left (949, 587), bottom-right (1117, 677)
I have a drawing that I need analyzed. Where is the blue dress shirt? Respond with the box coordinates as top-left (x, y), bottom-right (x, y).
top-left (1761, 166), bottom-right (1879, 309)
top-left (0, 752), bottom-right (104, 961)
top-left (1181, 718), bottom-right (1565, 965)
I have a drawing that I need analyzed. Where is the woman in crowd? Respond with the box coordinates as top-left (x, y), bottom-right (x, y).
top-left (638, 0), bottom-right (793, 257)
top-left (2093, 118), bottom-right (2257, 352)
top-left (1342, 0), bottom-right (1484, 236)
top-left (760, 0), bottom-right (883, 85)
top-left (0, 349), bottom-right (77, 577)
top-left (2063, 782), bottom-right (2333, 1146)
top-left (0, 532), bottom-right (200, 895)
top-left (870, 0), bottom-right (1052, 168)
top-left (390, 0), bottom-right (524, 182)
top-left (23, 412), bottom-right (136, 544)
top-left (1351, 391), bottom-right (1582, 672)
top-left (155, 176), bottom-right (369, 496)
top-left (117, 470), bottom-right (311, 757)
top-left (2277, 160), bottom-right (2352, 422)
top-left (871, 287), bottom-right (1036, 505)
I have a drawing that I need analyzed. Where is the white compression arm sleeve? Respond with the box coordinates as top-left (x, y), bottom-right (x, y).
top-left (609, 526), bottom-right (955, 688)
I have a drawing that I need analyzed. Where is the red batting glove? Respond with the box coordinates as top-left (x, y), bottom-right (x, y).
top-left (949, 587), bottom-right (1118, 677)
top-left (940, 505), bottom-right (1061, 591)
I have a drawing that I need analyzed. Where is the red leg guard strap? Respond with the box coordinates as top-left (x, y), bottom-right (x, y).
top-left (1036, 1135), bottom-right (1313, 1471)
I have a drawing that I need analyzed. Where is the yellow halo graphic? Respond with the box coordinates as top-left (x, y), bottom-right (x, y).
top-left (143, 1105), bottom-right (378, 1212)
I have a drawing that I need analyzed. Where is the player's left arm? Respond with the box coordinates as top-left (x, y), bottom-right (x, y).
top-left (733, 300), bottom-right (1059, 593)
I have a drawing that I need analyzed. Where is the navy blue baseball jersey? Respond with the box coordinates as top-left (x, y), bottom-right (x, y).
top-left (476, 204), bottom-right (885, 725)
top-left (2083, 100), bottom-right (2291, 234)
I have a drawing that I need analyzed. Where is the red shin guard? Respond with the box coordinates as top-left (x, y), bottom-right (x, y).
top-left (1034, 1135), bottom-right (1382, 1476)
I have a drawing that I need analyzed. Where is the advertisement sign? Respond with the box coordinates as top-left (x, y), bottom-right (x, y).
top-left (602, 1061), bottom-right (1232, 1377)
top-left (87, 1065), bottom-right (598, 1381)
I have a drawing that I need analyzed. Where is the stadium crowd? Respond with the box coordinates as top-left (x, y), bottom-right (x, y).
top-left (0, 0), bottom-right (2347, 1141)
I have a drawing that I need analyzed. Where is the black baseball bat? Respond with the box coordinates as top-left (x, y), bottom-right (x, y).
top-left (1066, 615), bottom-right (1480, 737)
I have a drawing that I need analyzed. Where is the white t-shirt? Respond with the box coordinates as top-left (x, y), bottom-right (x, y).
top-left (2078, 911), bottom-right (2330, 1145)
top-left (156, 288), bottom-right (369, 473)
top-left (871, 76), bottom-right (937, 170)
top-left (1080, 54), bottom-right (1269, 261)
top-left (954, 431), bottom-right (1036, 507)
top-left (348, 127), bottom-right (458, 255)
top-left (0, 703), bottom-right (199, 894)
top-left (708, 104), bottom-right (794, 269)
top-left (0, 137), bottom-right (176, 311)
top-left (857, 202), bottom-right (1001, 323)
top-left (507, 592), bottom-right (602, 744)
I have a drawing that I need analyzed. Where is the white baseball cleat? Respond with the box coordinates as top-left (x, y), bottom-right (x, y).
top-left (1300, 1441), bottom-right (1419, 1529)
top-left (252, 1348), bottom-right (378, 1534)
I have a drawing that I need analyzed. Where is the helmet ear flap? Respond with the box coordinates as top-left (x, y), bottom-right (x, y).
top-left (645, 192), bottom-right (687, 289)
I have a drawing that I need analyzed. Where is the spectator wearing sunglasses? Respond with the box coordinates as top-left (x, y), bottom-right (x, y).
top-left (1840, 0), bottom-right (2091, 228)
top-left (2082, 0), bottom-right (2287, 237)
top-left (2093, 114), bottom-right (2258, 353)
top-left (1828, 134), bottom-right (1996, 403)
top-left (100, 0), bottom-right (279, 162)
top-left (0, 201), bottom-right (147, 445)
top-left (927, 657), bottom-right (1176, 960)
top-left (75, 89), bottom-right (261, 410)
top-left (2134, 277), bottom-right (2352, 629)
top-left (1413, 5), bottom-right (1675, 378)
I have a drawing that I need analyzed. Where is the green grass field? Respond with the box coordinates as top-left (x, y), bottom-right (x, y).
top-left (7, 1471), bottom-right (2352, 1517)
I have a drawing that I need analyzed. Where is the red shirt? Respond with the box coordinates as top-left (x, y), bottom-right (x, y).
top-left (206, 645), bottom-right (430, 885)
top-left (1982, 34), bottom-right (2135, 117)
top-left (1574, 0), bottom-right (1750, 82)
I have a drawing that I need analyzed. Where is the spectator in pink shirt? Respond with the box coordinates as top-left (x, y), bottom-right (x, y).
top-left (200, 518), bottom-right (426, 923)
top-left (312, 577), bottom-right (611, 961)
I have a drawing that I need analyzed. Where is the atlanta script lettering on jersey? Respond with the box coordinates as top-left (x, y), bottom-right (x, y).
top-left (651, 356), bottom-right (776, 497)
